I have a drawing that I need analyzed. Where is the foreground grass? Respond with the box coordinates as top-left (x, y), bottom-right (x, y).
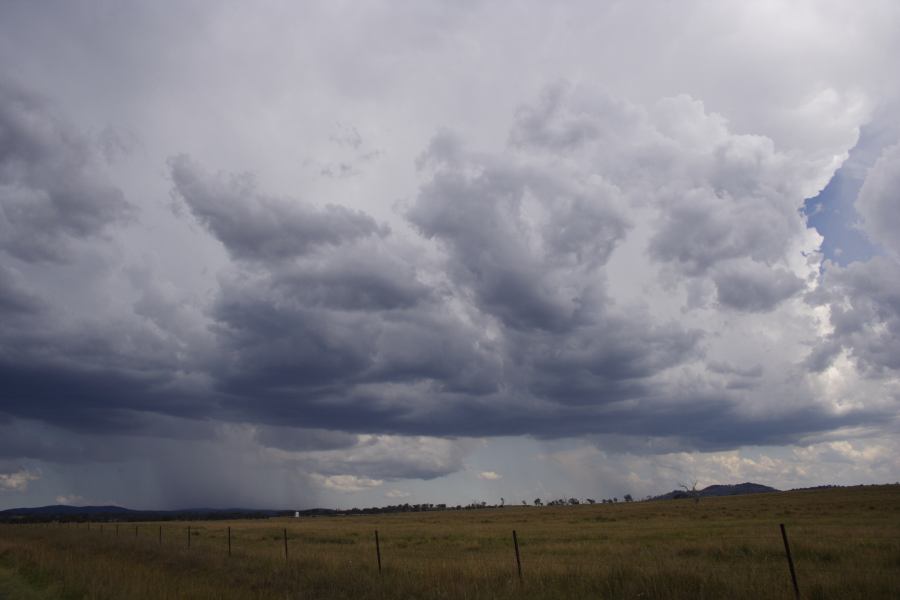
top-left (0, 485), bottom-right (898, 599)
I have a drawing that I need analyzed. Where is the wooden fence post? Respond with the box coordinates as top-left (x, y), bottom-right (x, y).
top-left (780, 523), bottom-right (800, 600)
top-left (283, 528), bottom-right (288, 561)
top-left (187, 525), bottom-right (191, 548)
top-left (158, 525), bottom-right (162, 546)
top-left (115, 524), bottom-right (119, 537)
top-left (512, 530), bottom-right (523, 581)
top-left (374, 530), bottom-right (382, 575)
top-left (228, 526), bottom-right (232, 557)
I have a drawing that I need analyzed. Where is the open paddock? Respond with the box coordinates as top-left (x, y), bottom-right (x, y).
top-left (1, 485), bottom-right (899, 599)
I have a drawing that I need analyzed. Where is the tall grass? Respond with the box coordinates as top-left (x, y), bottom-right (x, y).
top-left (1, 485), bottom-right (898, 599)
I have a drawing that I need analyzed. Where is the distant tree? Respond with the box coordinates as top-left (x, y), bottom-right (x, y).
top-left (624, 494), bottom-right (633, 502)
top-left (534, 498), bottom-right (543, 507)
top-left (679, 480), bottom-right (701, 504)
top-left (586, 498), bottom-right (596, 504)
top-left (521, 500), bottom-right (527, 506)
top-left (568, 498), bottom-right (580, 505)
top-left (500, 497), bottom-right (505, 507)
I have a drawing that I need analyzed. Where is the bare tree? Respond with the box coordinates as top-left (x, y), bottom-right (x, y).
top-left (679, 480), bottom-right (701, 504)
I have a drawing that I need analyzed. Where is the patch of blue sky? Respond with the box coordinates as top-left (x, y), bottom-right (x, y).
top-left (803, 116), bottom-right (897, 266)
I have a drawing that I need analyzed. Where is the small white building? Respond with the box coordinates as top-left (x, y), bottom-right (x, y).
top-left (294, 511), bottom-right (300, 518)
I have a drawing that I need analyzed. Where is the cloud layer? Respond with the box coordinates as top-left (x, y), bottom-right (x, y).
top-left (1, 1), bottom-right (899, 508)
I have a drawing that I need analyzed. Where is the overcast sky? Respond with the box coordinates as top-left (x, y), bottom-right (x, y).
top-left (1, 1), bottom-right (899, 510)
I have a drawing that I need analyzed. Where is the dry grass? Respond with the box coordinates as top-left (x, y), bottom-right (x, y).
top-left (1, 485), bottom-right (899, 599)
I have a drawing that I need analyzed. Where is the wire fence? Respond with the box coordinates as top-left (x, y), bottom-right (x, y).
top-left (4, 518), bottom-right (899, 594)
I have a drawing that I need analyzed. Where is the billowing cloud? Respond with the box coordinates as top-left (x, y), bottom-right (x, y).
top-left (713, 262), bottom-right (805, 312)
top-left (0, 82), bottom-right (883, 462)
top-left (169, 155), bottom-right (388, 263)
top-left (0, 2), bottom-right (899, 508)
top-left (0, 81), bottom-right (133, 263)
top-left (810, 257), bottom-right (900, 374)
top-left (856, 143), bottom-right (900, 258)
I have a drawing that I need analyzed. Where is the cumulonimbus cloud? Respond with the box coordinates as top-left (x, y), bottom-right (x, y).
top-left (0, 54), bottom-right (898, 505)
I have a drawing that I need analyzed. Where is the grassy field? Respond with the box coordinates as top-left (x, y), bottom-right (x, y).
top-left (0, 485), bottom-right (898, 599)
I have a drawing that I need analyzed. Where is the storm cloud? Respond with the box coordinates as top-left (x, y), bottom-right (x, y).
top-left (0, 81), bottom-right (133, 263)
top-left (1, 1), bottom-right (899, 508)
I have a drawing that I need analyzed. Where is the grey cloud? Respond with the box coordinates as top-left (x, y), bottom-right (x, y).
top-left (169, 151), bottom-right (506, 426)
top-left (0, 275), bottom-right (216, 435)
top-left (0, 415), bottom-right (222, 465)
top-left (1, 2), bottom-right (898, 509)
top-left (812, 256), bottom-right (900, 373)
top-left (270, 245), bottom-right (431, 312)
top-left (0, 79), bottom-right (133, 262)
top-left (0, 81), bottom-right (212, 436)
top-left (803, 338), bottom-right (843, 373)
top-left (210, 271), bottom-right (502, 421)
top-left (154, 90), bottom-right (879, 449)
top-left (509, 84), bottom-right (642, 153)
top-left (856, 142), bottom-right (900, 257)
top-left (416, 129), bottom-right (466, 170)
top-left (705, 363), bottom-right (762, 395)
top-left (253, 425), bottom-right (358, 453)
top-left (707, 361), bottom-right (764, 378)
top-left (409, 159), bottom-right (629, 332)
top-left (507, 85), bottom-right (811, 284)
top-left (0, 264), bottom-right (41, 316)
top-left (169, 155), bottom-right (388, 262)
top-left (647, 188), bottom-right (803, 276)
top-left (514, 317), bottom-right (702, 406)
top-left (0, 81), bottom-right (881, 482)
top-left (713, 262), bottom-right (805, 312)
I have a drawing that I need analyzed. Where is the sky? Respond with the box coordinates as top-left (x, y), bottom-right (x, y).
top-left (1, 1), bottom-right (899, 510)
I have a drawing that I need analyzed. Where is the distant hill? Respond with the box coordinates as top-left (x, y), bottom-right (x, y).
top-left (0, 504), bottom-right (136, 517)
top-left (652, 482), bottom-right (779, 501)
top-left (1, 484), bottom-right (784, 521)
top-left (0, 504), bottom-right (291, 523)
